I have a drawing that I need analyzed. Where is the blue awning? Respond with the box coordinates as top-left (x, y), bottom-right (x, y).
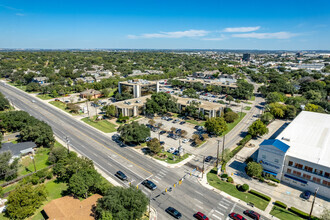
top-left (284, 174), bottom-right (308, 184)
top-left (263, 169), bottom-right (277, 176)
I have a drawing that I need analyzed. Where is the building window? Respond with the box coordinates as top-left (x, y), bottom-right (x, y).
top-left (312, 177), bottom-right (321, 184)
top-left (325, 172), bottom-right (330, 179)
top-left (294, 163), bottom-right (303, 169)
top-left (287, 169), bottom-right (292, 174)
top-left (304, 166), bottom-right (313, 173)
top-left (302, 174), bottom-right (311, 180)
top-left (262, 155), bottom-right (266, 159)
top-left (274, 159), bottom-right (279, 163)
top-left (323, 180), bottom-right (330, 187)
top-left (314, 169), bottom-right (323, 176)
top-left (288, 161), bottom-right (293, 166)
top-left (292, 170), bottom-right (301, 177)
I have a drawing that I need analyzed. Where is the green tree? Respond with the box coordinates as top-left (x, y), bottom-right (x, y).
top-left (266, 92), bottom-right (286, 104)
top-left (0, 92), bottom-right (10, 111)
top-left (248, 120), bottom-right (268, 138)
top-left (246, 162), bottom-right (263, 177)
top-left (145, 92), bottom-right (178, 116)
top-left (5, 184), bottom-right (47, 219)
top-left (19, 123), bottom-right (55, 147)
top-left (260, 112), bottom-right (274, 125)
top-left (95, 187), bottom-right (148, 220)
top-left (102, 105), bottom-right (116, 118)
top-left (182, 88), bottom-right (199, 98)
top-left (147, 138), bottom-right (162, 154)
top-left (224, 111), bottom-right (239, 123)
top-left (204, 117), bottom-right (228, 136)
top-left (118, 121), bottom-right (150, 144)
top-left (226, 95), bottom-right (234, 104)
top-left (0, 151), bottom-right (19, 181)
top-left (305, 103), bottom-right (325, 113)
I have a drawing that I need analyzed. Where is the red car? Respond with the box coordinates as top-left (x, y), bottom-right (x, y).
top-left (243, 210), bottom-right (260, 220)
top-left (229, 212), bottom-right (247, 220)
top-left (194, 212), bottom-right (209, 220)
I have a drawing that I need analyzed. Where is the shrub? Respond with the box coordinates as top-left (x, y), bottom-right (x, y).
top-left (236, 184), bottom-right (241, 190)
top-left (227, 177), bottom-right (234, 183)
top-left (274, 201), bottom-right (287, 209)
top-left (221, 174), bottom-right (228, 178)
top-left (241, 184), bottom-right (249, 192)
top-left (239, 134), bottom-right (252, 146)
top-left (35, 169), bottom-right (48, 179)
top-left (46, 172), bottom-right (53, 180)
top-left (288, 207), bottom-right (309, 219)
top-left (31, 175), bottom-right (40, 185)
top-left (259, 177), bottom-right (264, 182)
top-left (248, 190), bottom-right (271, 201)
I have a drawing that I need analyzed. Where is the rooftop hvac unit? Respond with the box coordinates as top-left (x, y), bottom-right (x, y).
top-left (282, 137), bottom-right (290, 142)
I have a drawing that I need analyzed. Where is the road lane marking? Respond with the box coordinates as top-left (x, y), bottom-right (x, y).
top-left (195, 204), bottom-right (204, 209)
top-left (212, 214), bottom-right (222, 220)
top-left (194, 198), bottom-right (203, 204)
top-left (218, 203), bottom-right (228, 209)
top-left (214, 210), bottom-right (224, 216)
top-left (230, 203), bottom-right (237, 213)
top-left (152, 179), bottom-right (159, 183)
top-left (195, 191), bottom-right (203, 196)
top-left (155, 176), bottom-right (161, 180)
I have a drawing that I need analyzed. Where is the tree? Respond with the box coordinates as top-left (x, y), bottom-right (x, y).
top-left (147, 138), bottom-right (162, 154)
top-left (102, 105), bottom-right (116, 118)
top-left (19, 123), bottom-right (55, 147)
top-left (266, 92), bottom-right (286, 104)
top-left (246, 162), bottom-right (263, 177)
top-left (248, 120), bottom-right (268, 138)
top-left (144, 92), bottom-right (178, 116)
top-left (95, 187), bottom-right (148, 220)
top-left (118, 121), bottom-right (150, 144)
top-left (226, 95), bottom-right (234, 104)
top-left (148, 119), bottom-right (156, 126)
top-left (48, 144), bottom-right (68, 164)
top-left (180, 130), bottom-right (187, 137)
top-left (67, 103), bottom-right (80, 114)
top-left (305, 103), bottom-right (325, 113)
top-left (0, 92), bottom-right (10, 111)
top-left (321, 208), bottom-right (330, 220)
top-left (182, 88), bottom-right (199, 98)
top-left (183, 101), bottom-right (200, 118)
top-left (204, 117), bottom-right (228, 136)
top-left (0, 151), bottom-right (19, 181)
top-left (5, 184), bottom-right (47, 219)
top-left (224, 111), bottom-right (239, 123)
top-left (260, 112), bottom-right (274, 125)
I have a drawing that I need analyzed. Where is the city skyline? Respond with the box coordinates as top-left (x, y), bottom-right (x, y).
top-left (1, 0), bottom-right (330, 50)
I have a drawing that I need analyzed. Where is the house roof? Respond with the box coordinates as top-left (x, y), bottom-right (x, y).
top-left (43, 194), bottom-right (102, 220)
top-left (260, 139), bottom-right (290, 153)
top-left (80, 89), bottom-right (101, 96)
top-left (0, 142), bottom-right (36, 157)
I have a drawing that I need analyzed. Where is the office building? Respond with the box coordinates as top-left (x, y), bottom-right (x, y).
top-left (118, 79), bottom-right (160, 98)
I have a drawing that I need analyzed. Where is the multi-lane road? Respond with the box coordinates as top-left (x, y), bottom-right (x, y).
top-left (0, 82), bottom-right (268, 220)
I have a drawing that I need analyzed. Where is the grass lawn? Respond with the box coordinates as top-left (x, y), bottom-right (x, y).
top-left (207, 168), bottom-right (269, 211)
top-left (270, 206), bottom-right (304, 220)
top-left (222, 112), bottom-right (246, 136)
top-left (155, 151), bottom-right (190, 164)
top-left (36, 94), bottom-right (54, 100)
top-left (18, 148), bottom-right (50, 176)
top-left (7, 82), bottom-right (28, 92)
top-left (2, 183), bottom-right (18, 194)
top-left (244, 106), bottom-right (251, 110)
top-left (186, 119), bottom-right (205, 127)
top-left (49, 101), bottom-right (81, 116)
top-left (109, 88), bottom-right (117, 97)
top-left (250, 96), bottom-right (256, 101)
top-left (82, 117), bottom-right (117, 133)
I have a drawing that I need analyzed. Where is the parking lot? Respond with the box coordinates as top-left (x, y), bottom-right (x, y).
top-left (138, 116), bottom-right (205, 154)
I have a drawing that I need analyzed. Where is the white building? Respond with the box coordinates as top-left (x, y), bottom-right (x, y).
top-left (258, 111), bottom-right (330, 198)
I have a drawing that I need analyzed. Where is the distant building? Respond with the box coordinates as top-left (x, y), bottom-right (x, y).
top-left (80, 89), bottom-right (102, 99)
top-left (32, 77), bottom-right (48, 85)
top-left (118, 79), bottom-right (159, 98)
top-left (242, 53), bottom-right (251, 62)
top-left (193, 70), bottom-right (220, 78)
top-left (257, 111), bottom-right (330, 198)
top-left (0, 142), bottom-right (36, 160)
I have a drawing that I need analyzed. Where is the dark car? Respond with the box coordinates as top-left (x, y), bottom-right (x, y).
top-left (160, 130), bottom-right (166, 135)
top-left (205, 156), bottom-right (212, 162)
top-left (302, 190), bottom-right (311, 199)
top-left (160, 141), bottom-right (165, 145)
top-left (179, 121), bottom-right (186, 125)
top-left (167, 118), bottom-right (173, 121)
top-left (229, 212), bottom-right (247, 220)
top-left (115, 171), bottom-right (127, 181)
top-left (194, 212), bottom-right (209, 220)
top-left (243, 210), bottom-right (260, 220)
top-left (142, 180), bottom-right (157, 190)
top-left (165, 207), bottom-right (182, 219)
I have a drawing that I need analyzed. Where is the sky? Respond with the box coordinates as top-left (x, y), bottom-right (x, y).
top-left (1, 0), bottom-right (330, 50)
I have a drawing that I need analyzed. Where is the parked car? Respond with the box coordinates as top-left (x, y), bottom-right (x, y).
top-left (165, 207), bottom-right (182, 219)
top-left (115, 171), bottom-right (127, 181)
top-left (179, 121), bottom-right (186, 125)
top-left (54, 98), bottom-right (60, 101)
top-left (168, 147), bottom-right (175, 153)
top-left (162, 116), bottom-right (168, 120)
top-left (197, 126), bottom-right (204, 131)
top-left (205, 156), bottom-right (212, 162)
top-left (302, 190), bottom-right (311, 200)
top-left (173, 119), bottom-right (180, 123)
top-left (142, 180), bottom-right (157, 190)
top-left (167, 117), bottom-right (173, 121)
top-left (182, 139), bottom-right (189, 143)
top-left (160, 130), bottom-right (166, 135)
top-left (194, 212), bottom-right (209, 220)
top-left (145, 137), bottom-right (152, 142)
top-left (173, 150), bottom-right (179, 155)
top-left (160, 141), bottom-right (165, 145)
top-left (175, 128), bottom-right (182, 134)
top-left (229, 212), bottom-right (247, 220)
top-left (243, 210), bottom-right (260, 220)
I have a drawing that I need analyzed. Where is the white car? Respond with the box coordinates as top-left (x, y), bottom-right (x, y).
top-left (31, 100), bottom-right (35, 103)
top-left (182, 139), bottom-right (189, 143)
top-left (167, 147), bottom-right (175, 153)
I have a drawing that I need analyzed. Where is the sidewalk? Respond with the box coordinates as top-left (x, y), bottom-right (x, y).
top-left (197, 167), bottom-right (280, 220)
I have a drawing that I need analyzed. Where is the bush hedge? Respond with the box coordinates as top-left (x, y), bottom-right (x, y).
top-left (274, 201), bottom-right (287, 209)
top-left (239, 134), bottom-right (252, 146)
top-left (248, 189), bottom-right (271, 201)
top-left (288, 207), bottom-right (309, 219)
top-left (242, 184), bottom-right (249, 192)
top-left (221, 174), bottom-right (228, 178)
top-left (227, 177), bottom-right (234, 183)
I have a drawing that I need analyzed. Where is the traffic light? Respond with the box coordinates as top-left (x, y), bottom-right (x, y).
top-left (165, 188), bottom-right (167, 192)
top-left (173, 183), bottom-right (176, 188)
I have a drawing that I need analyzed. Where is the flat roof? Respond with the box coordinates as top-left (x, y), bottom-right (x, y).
top-left (120, 79), bottom-right (157, 86)
top-left (115, 95), bottom-right (151, 109)
top-left (179, 78), bottom-right (237, 88)
top-left (173, 95), bottom-right (225, 110)
top-left (276, 111), bottom-right (330, 168)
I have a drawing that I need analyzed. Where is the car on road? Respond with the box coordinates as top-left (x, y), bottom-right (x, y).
top-left (229, 212), bottom-right (247, 220)
top-left (115, 171), bottom-right (127, 181)
top-left (302, 190), bottom-right (311, 200)
top-left (162, 116), bottom-right (168, 120)
top-left (165, 207), bottom-right (182, 219)
top-left (168, 147), bottom-right (175, 153)
top-left (179, 121), bottom-right (186, 125)
top-left (194, 212), bottom-right (209, 220)
top-left (205, 156), bottom-right (212, 162)
top-left (243, 210), bottom-right (260, 220)
top-left (142, 180), bottom-right (157, 190)
top-left (182, 139), bottom-right (189, 143)
top-left (159, 130), bottom-right (166, 135)
top-left (31, 99), bottom-right (35, 103)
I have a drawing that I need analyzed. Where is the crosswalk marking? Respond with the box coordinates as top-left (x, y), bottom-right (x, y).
top-left (155, 176), bottom-right (161, 180)
top-left (212, 214), bottom-right (222, 220)
top-left (214, 210), bottom-right (224, 216)
top-left (194, 198), bottom-right (203, 204)
top-left (222, 198), bottom-right (231, 203)
top-left (195, 204), bottom-right (204, 210)
top-left (152, 179), bottom-right (159, 183)
top-left (218, 203), bottom-right (228, 209)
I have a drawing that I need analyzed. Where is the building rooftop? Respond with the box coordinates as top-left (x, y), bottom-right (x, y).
top-left (120, 79), bottom-right (157, 86)
top-left (276, 111), bottom-right (330, 167)
top-left (173, 95), bottom-right (225, 110)
top-left (0, 142), bottom-right (36, 157)
top-left (115, 95), bottom-right (151, 108)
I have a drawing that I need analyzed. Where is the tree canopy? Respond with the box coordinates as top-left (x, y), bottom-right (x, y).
top-left (204, 117), bottom-right (228, 136)
top-left (144, 92), bottom-right (178, 116)
top-left (117, 121), bottom-right (150, 144)
top-left (248, 120), bottom-right (268, 138)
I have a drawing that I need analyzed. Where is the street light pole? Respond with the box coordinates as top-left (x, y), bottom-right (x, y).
top-left (309, 187), bottom-right (319, 220)
top-left (149, 193), bottom-right (152, 218)
top-left (202, 156), bottom-right (205, 178)
top-left (222, 135), bottom-right (226, 162)
top-left (216, 139), bottom-right (220, 167)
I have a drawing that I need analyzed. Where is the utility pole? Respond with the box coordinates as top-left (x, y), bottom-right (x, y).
top-left (30, 156), bottom-right (37, 172)
top-left (222, 135), bottom-right (226, 162)
top-left (149, 193), bottom-right (152, 218)
top-left (64, 136), bottom-right (70, 153)
top-left (216, 139), bottom-right (221, 167)
top-left (241, 104), bottom-right (243, 116)
top-left (202, 156), bottom-right (205, 178)
top-left (309, 187), bottom-right (319, 220)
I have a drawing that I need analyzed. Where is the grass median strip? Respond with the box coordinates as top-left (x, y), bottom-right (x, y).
top-left (270, 206), bottom-right (304, 220)
top-left (155, 151), bottom-right (190, 164)
top-left (81, 117), bottom-right (117, 133)
top-left (207, 168), bottom-right (269, 211)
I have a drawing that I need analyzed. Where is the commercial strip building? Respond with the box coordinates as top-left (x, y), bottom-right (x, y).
top-left (257, 111), bottom-right (330, 198)
top-left (178, 77), bottom-right (237, 89)
top-left (114, 94), bottom-right (225, 118)
top-left (118, 79), bottom-right (160, 98)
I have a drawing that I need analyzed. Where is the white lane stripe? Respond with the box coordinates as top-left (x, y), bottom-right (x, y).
top-left (152, 179), bottom-right (159, 183)
top-left (194, 198), bottom-right (203, 204)
top-left (195, 204), bottom-right (203, 209)
top-left (195, 191), bottom-right (203, 196)
top-left (222, 198), bottom-right (231, 203)
top-left (218, 203), bottom-right (228, 209)
top-left (155, 176), bottom-right (162, 180)
top-left (230, 203), bottom-right (237, 213)
top-left (212, 214), bottom-right (222, 220)
top-left (214, 210), bottom-right (224, 216)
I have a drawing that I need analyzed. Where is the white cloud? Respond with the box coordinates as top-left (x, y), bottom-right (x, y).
top-left (232, 32), bottom-right (297, 39)
top-left (128, 30), bottom-right (209, 39)
top-left (202, 34), bottom-right (227, 41)
top-left (223, 26), bottom-right (260, 33)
